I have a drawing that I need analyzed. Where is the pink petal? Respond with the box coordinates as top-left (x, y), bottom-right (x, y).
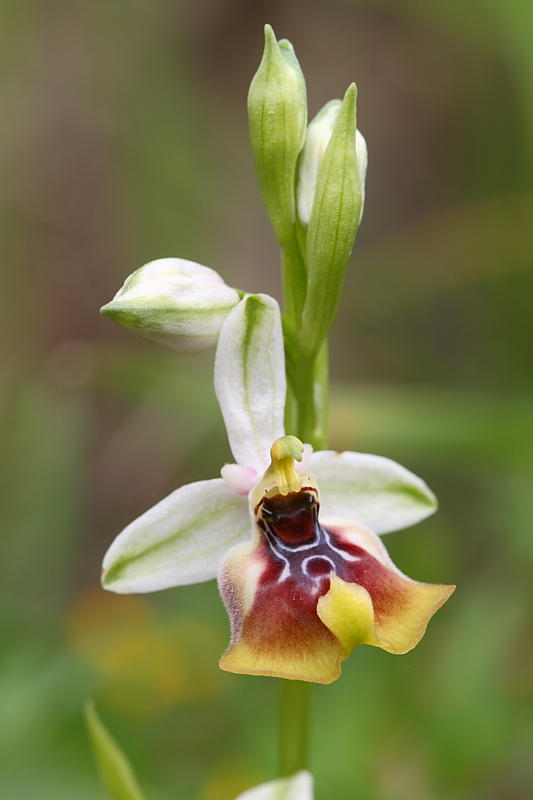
top-left (221, 464), bottom-right (258, 496)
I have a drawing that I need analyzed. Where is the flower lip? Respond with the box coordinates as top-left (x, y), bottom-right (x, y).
top-left (220, 509), bottom-right (455, 682)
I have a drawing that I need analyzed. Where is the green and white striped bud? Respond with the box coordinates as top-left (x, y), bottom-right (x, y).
top-left (299, 84), bottom-right (364, 356)
top-left (248, 24), bottom-right (307, 247)
top-left (297, 99), bottom-right (367, 229)
top-left (100, 258), bottom-right (240, 354)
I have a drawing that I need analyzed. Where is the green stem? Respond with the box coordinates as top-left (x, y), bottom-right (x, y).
top-left (281, 234), bottom-right (307, 328)
top-left (281, 229), bottom-right (329, 450)
top-left (284, 379), bottom-right (298, 436)
top-left (294, 355), bottom-right (316, 445)
top-left (288, 342), bottom-right (329, 450)
top-left (279, 679), bottom-right (310, 777)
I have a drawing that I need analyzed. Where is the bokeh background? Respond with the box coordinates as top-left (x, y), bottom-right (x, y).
top-left (1, 1), bottom-right (532, 798)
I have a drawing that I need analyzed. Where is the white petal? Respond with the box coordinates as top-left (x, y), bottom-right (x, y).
top-left (311, 450), bottom-right (437, 534)
top-left (214, 294), bottom-right (286, 473)
top-left (235, 771), bottom-right (313, 800)
top-left (102, 479), bottom-right (250, 593)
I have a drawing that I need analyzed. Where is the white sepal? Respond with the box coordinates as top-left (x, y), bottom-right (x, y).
top-left (100, 258), bottom-right (240, 354)
top-left (310, 450), bottom-right (437, 534)
top-left (214, 294), bottom-right (286, 473)
top-left (235, 771), bottom-right (313, 800)
top-left (101, 478), bottom-right (250, 593)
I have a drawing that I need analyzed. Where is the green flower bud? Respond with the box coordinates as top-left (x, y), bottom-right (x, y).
top-left (100, 258), bottom-right (240, 354)
top-left (248, 24), bottom-right (307, 247)
top-left (296, 100), bottom-right (367, 229)
top-left (300, 84), bottom-right (363, 356)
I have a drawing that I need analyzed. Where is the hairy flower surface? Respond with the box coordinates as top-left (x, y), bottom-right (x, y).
top-left (102, 293), bottom-right (454, 683)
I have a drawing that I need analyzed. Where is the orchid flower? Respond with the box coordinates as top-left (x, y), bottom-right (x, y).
top-left (102, 293), bottom-right (454, 684)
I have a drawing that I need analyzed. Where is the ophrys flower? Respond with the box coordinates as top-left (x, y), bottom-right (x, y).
top-left (102, 293), bottom-right (454, 683)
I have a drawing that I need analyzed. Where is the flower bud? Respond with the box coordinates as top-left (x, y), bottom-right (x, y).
top-left (248, 24), bottom-right (307, 247)
top-left (296, 100), bottom-right (367, 229)
top-left (100, 258), bottom-right (240, 354)
top-left (299, 84), bottom-right (364, 356)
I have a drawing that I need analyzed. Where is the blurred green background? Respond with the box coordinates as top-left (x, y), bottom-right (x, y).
top-left (1, 1), bottom-right (532, 798)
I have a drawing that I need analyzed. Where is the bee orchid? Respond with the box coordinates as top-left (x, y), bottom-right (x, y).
top-left (102, 293), bottom-right (454, 684)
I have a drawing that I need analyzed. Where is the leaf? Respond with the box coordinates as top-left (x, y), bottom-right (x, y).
top-left (85, 701), bottom-right (148, 800)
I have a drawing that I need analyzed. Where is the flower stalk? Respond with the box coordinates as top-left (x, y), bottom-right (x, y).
top-left (279, 680), bottom-right (310, 777)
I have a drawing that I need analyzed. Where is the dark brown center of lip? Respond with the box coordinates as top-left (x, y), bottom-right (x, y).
top-left (259, 489), bottom-right (318, 546)
top-left (256, 491), bottom-right (363, 593)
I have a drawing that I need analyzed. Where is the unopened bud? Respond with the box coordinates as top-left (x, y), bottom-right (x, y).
top-left (300, 84), bottom-right (364, 356)
top-left (100, 258), bottom-right (240, 354)
top-left (248, 24), bottom-right (307, 247)
top-left (297, 100), bottom-right (367, 229)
